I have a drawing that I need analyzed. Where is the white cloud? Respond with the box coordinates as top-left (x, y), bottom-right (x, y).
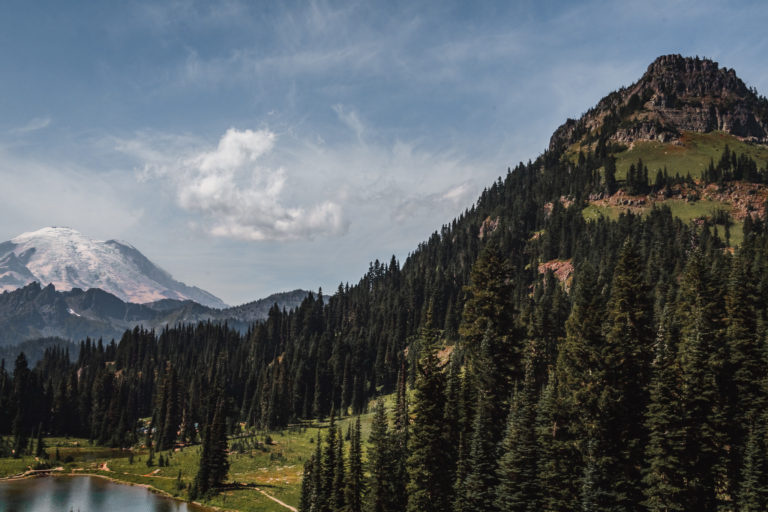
top-left (13, 117), bottom-right (51, 134)
top-left (123, 128), bottom-right (347, 241)
top-left (332, 104), bottom-right (365, 142)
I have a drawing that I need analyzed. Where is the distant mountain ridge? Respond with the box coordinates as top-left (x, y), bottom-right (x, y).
top-left (0, 227), bottom-right (227, 308)
top-left (0, 282), bottom-right (308, 347)
top-left (549, 54), bottom-right (768, 153)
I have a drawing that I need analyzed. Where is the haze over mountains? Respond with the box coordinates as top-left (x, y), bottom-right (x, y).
top-left (0, 227), bottom-right (309, 346)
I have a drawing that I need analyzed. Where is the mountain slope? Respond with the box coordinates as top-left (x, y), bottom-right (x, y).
top-left (0, 227), bottom-right (227, 308)
top-left (0, 282), bottom-right (308, 346)
top-left (4, 55), bottom-right (768, 511)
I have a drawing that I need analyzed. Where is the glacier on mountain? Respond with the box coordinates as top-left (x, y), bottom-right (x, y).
top-left (0, 227), bottom-right (226, 308)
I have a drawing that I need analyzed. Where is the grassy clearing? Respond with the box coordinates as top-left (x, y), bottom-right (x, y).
top-left (582, 203), bottom-right (621, 221)
top-left (614, 131), bottom-right (768, 180)
top-left (0, 410), bottom-right (378, 512)
top-left (582, 198), bottom-right (744, 246)
top-left (583, 197), bottom-right (733, 222)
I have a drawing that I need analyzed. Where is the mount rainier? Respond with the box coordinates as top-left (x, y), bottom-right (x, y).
top-left (0, 227), bottom-right (227, 308)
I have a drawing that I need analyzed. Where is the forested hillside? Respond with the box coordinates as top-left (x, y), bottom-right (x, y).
top-left (3, 54), bottom-right (768, 511)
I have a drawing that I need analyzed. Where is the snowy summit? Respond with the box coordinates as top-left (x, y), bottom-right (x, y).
top-left (0, 227), bottom-right (226, 308)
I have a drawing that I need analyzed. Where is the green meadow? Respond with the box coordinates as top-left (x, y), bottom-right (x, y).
top-left (0, 410), bottom-right (378, 512)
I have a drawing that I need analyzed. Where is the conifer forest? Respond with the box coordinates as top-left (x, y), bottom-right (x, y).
top-left (4, 132), bottom-right (768, 510)
top-left (4, 52), bottom-right (768, 512)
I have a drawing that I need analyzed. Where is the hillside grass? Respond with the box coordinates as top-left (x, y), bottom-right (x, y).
top-left (614, 131), bottom-right (768, 180)
top-left (582, 198), bottom-right (744, 246)
top-left (0, 409), bottom-right (379, 512)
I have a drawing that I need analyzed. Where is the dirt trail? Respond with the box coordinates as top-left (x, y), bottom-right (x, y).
top-left (254, 487), bottom-right (297, 512)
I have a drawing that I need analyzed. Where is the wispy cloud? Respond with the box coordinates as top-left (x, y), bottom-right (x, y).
top-left (332, 104), bottom-right (365, 142)
top-left (12, 117), bottom-right (51, 134)
top-left (135, 0), bottom-right (250, 32)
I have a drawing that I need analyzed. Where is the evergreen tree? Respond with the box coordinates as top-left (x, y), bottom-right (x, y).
top-left (194, 397), bottom-right (229, 496)
top-left (676, 250), bottom-right (728, 510)
top-left (299, 455), bottom-right (316, 512)
top-left (535, 372), bottom-right (577, 512)
top-left (459, 371), bottom-right (499, 512)
top-left (344, 417), bottom-right (364, 512)
top-left (459, 241), bottom-right (518, 443)
top-left (323, 411), bottom-right (339, 512)
top-left (406, 323), bottom-right (451, 512)
top-left (442, 353), bottom-right (463, 490)
top-left (557, 262), bottom-right (604, 426)
top-left (11, 353), bottom-right (31, 457)
top-left (598, 239), bottom-right (653, 508)
top-left (392, 364), bottom-right (409, 512)
top-left (555, 262), bottom-right (604, 491)
top-left (34, 423), bottom-right (45, 458)
top-left (366, 400), bottom-right (396, 512)
top-left (738, 415), bottom-right (768, 511)
top-left (311, 431), bottom-right (325, 512)
top-left (725, 251), bottom-right (764, 493)
top-left (580, 435), bottom-right (612, 512)
top-left (642, 303), bottom-right (686, 512)
top-left (495, 353), bottom-right (539, 512)
top-left (332, 431), bottom-right (346, 511)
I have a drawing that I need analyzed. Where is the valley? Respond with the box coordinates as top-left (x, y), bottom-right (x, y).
top-left (3, 53), bottom-right (768, 512)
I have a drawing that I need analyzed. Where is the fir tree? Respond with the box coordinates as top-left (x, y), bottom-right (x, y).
top-left (535, 372), bottom-right (577, 512)
top-left (406, 323), bottom-right (451, 512)
top-left (299, 456), bottom-right (315, 512)
top-left (332, 431), bottom-right (346, 511)
top-left (35, 423), bottom-right (45, 458)
top-left (195, 397), bottom-right (229, 496)
top-left (11, 353), bottom-right (31, 457)
top-left (392, 364), bottom-right (409, 512)
top-left (323, 410), bottom-right (339, 512)
top-left (366, 400), bottom-right (396, 512)
top-left (725, 251), bottom-right (764, 493)
top-left (738, 416), bottom-right (768, 511)
top-left (642, 303), bottom-right (686, 512)
top-left (599, 239), bottom-right (653, 508)
top-left (676, 250), bottom-right (728, 510)
top-left (459, 374), bottom-right (499, 512)
top-left (557, 262), bottom-right (604, 431)
top-left (344, 417), bottom-right (364, 512)
top-left (495, 353), bottom-right (538, 512)
top-left (311, 431), bottom-right (325, 512)
top-left (580, 434), bottom-right (612, 512)
top-left (459, 241), bottom-right (518, 443)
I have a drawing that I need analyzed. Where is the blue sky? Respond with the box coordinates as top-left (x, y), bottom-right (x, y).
top-left (1, 0), bottom-right (767, 305)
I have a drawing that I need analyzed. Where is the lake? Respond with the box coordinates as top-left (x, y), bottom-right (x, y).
top-left (0, 475), bottom-right (207, 512)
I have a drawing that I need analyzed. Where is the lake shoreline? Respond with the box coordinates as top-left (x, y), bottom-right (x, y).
top-left (0, 470), bottom-right (221, 511)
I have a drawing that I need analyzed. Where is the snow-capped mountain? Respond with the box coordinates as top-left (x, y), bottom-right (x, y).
top-left (0, 227), bottom-right (227, 308)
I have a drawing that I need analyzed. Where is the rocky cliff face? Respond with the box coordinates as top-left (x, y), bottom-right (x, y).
top-left (549, 55), bottom-right (768, 153)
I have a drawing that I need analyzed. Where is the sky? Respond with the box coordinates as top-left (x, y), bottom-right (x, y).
top-left (1, 0), bottom-right (768, 306)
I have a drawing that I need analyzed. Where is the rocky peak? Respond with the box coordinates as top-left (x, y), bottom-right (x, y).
top-left (549, 55), bottom-right (768, 153)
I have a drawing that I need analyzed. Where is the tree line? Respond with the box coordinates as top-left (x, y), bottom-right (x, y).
top-left (2, 129), bottom-right (768, 509)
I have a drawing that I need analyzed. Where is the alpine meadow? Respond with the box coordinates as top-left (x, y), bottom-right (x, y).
top-left (3, 4), bottom-right (768, 512)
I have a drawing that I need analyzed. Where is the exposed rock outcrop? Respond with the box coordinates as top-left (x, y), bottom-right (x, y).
top-left (549, 55), bottom-right (768, 153)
